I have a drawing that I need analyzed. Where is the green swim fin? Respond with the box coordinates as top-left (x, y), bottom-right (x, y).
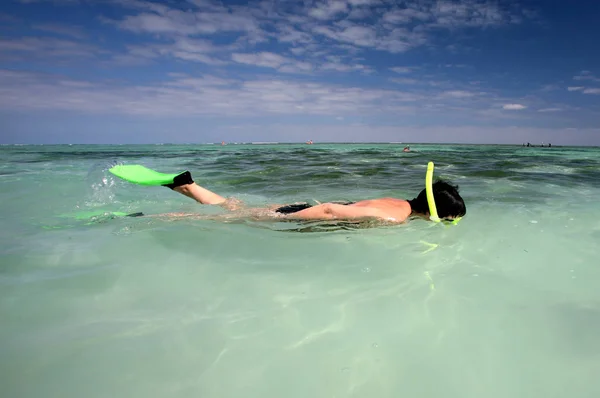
top-left (43, 210), bottom-right (144, 230)
top-left (69, 210), bottom-right (129, 220)
top-left (109, 165), bottom-right (191, 187)
top-left (67, 210), bottom-right (143, 220)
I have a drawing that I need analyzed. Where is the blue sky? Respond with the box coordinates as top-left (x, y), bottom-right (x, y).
top-left (1, 0), bottom-right (599, 145)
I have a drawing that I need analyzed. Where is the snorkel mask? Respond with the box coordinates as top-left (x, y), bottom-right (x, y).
top-left (426, 161), bottom-right (462, 225)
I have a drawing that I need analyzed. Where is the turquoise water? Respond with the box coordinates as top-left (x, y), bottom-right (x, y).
top-left (1, 143), bottom-right (600, 398)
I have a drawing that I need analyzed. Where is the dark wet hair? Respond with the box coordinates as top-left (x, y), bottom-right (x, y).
top-left (408, 179), bottom-right (466, 219)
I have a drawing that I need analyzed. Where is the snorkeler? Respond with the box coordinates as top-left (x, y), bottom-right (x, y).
top-left (162, 170), bottom-right (466, 224)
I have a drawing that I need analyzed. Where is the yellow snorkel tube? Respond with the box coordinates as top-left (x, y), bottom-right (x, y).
top-left (426, 161), bottom-right (461, 225)
top-left (425, 162), bottom-right (440, 222)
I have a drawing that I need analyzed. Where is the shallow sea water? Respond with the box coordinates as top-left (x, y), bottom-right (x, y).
top-left (1, 143), bottom-right (600, 398)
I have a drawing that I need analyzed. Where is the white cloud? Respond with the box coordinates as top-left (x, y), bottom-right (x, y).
top-left (583, 88), bottom-right (600, 95)
top-left (382, 8), bottom-right (430, 24)
top-left (567, 86), bottom-right (584, 91)
top-left (0, 68), bottom-right (518, 121)
top-left (311, 22), bottom-right (428, 53)
top-left (320, 61), bottom-right (371, 73)
top-left (32, 23), bottom-right (86, 39)
top-left (276, 25), bottom-right (314, 44)
top-left (168, 38), bottom-right (226, 65)
top-left (313, 25), bottom-right (377, 47)
top-left (0, 69), bottom-right (427, 117)
top-left (390, 66), bottom-right (413, 74)
top-left (0, 37), bottom-right (99, 60)
top-left (115, 13), bottom-right (170, 33)
top-left (5, 67), bottom-right (597, 141)
top-left (19, 0), bottom-right (79, 3)
top-left (116, 4), bottom-right (261, 37)
top-left (380, 1), bottom-right (519, 29)
top-left (390, 78), bottom-right (419, 85)
top-left (573, 71), bottom-right (600, 83)
top-left (503, 104), bottom-right (527, 110)
top-left (346, 0), bottom-right (380, 5)
top-left (540, 84), bottom-right (558, 92)
top-left (108, 38), bottom-right (227, 66)
top-left (107, 0), bottom-right (533, 67)
top-left (308, 1), bottom-right (349, 20)
top-left (232, 52), bottom-right (313, 72)
top-left (347, 7), bottom-right (372, 20)
top-left (427, 1), bottom-right (514, 28)
top-left (439, 90), bottom-right (476, 98)
top-left (186, 0), bottom-right (228, 12)
top-left (232, 52), bottom-right (285, 68)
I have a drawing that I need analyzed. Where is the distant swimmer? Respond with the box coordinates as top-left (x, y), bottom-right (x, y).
top-left (108, 164), bottom-right (466, 224)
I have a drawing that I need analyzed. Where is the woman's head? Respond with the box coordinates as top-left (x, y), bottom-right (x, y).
top-left (408, 179), bottom-right (466, 220)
